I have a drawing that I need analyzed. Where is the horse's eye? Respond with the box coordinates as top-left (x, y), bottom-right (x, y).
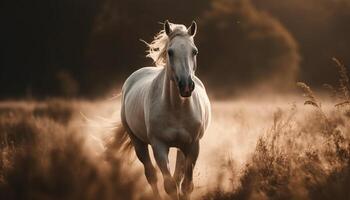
top-left (193, 49), bottom-right (198, 56)
top-left (167, 49), bottom-right (174, 57)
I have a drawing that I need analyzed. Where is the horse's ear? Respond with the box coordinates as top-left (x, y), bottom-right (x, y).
top-left (164, 20), bottom-right (172, 36)
top-left (187, 21), bottom-right (197, 36)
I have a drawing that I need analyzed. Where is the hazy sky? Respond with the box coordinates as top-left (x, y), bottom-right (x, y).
top-left (1, 0), bottom-right (349, 98)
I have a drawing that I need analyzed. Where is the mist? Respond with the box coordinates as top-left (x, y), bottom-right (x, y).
top-left (1, 1), bottom-right (350, 199)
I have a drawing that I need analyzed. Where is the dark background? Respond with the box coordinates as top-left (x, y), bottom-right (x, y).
top-left (1, 0), bottom-right (350, 99)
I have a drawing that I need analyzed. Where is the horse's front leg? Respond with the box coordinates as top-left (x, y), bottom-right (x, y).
top-left (173, 149), bottom-right (185, 187)
top-left (181, 141), bottom-right (199, 200)
top-left (131, 139), bottom-right (160, 199)
top-left (151, 140), bottom-right (179, 200)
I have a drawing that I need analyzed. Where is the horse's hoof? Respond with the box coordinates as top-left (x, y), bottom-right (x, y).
top-left (165, 177), bottom-right (178, 192)
top-left (153, 192), bottom-right (161, 200)
top-left (172, 194), bottom-right (180, 200)
top-left (181, 180), bottom-right (194, 194)
top-left (180, 193), bottom-right (190, 200)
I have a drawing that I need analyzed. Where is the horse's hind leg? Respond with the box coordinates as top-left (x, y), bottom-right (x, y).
top-left (121, 105), bottom-right (160, 198)
top-left (131, 136), bottom-right (160, 198)
top-left (174, 150), bottom-right (185, 187)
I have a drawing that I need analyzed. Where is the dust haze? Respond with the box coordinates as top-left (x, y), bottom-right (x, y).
top-left (1, 86), bottom-right (350, 199)
top-left (1, 0), bottom-right (350, 199)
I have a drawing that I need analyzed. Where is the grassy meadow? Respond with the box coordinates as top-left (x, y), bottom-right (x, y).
top-left (1, 61), bottom-right (350, 200)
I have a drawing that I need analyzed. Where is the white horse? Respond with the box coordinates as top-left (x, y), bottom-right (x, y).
top-left (119, 20), bottom-right (211, 200)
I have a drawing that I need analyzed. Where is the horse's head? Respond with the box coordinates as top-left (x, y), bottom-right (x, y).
top-left (164, 20), bottom-right (198, 98)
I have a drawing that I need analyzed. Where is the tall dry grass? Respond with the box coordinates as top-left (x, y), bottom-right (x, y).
top-left (1, 60), bottom-right (350, 200)
top-left (0, 99), bottom-right (152, 200)
top-left (202, 59), bottom-right (350, 200)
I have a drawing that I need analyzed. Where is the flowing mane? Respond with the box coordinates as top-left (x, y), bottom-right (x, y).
top-left (145, 23), bottom-right (189, 66)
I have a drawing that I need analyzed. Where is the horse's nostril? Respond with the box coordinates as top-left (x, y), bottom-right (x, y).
top-left (190, 80), bottom-right (195, 91)
top-left (177, 80), bottom-right (182, 89)
top-left (178, 79), bottom-right (184, 89)
top-left (174, 75), bottom-right (179, 82)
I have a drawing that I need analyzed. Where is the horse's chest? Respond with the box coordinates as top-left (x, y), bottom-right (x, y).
top-left (150, 111), bottom-right (202, 145)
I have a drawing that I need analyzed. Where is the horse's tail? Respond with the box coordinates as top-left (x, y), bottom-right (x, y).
top-left (115, 122), bottom-right (134, 154)
top-left (105, 122), bottom-right (133, 156)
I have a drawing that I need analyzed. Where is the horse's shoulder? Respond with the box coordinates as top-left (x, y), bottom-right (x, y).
top-left (193, 76), bottom-right (209, 101)
top-left (193, 76), bottom-right (211, 130)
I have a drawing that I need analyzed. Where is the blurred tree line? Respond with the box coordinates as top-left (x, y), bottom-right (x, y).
top-left (1, 0), bottom-right (350, 99)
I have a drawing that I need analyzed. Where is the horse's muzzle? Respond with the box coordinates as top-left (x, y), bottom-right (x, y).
top-left (178, 77), bottom-right (195, 97)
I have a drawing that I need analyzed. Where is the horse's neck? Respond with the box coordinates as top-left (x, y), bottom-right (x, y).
top-left (160, 65), bottom-right (191, 109)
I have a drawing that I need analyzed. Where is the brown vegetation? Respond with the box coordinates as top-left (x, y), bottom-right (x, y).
top-left (1, 61), bottom-right (350, 200)
top-left (0, 100), bottom-right (150, 200)
top-left (202, 60), bottom-right (350, 200)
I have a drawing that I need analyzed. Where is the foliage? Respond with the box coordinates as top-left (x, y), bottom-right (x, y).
top-left (202, 60), bottom-right (350, 200)
top-left (0, 101), bottom-right (151, 200)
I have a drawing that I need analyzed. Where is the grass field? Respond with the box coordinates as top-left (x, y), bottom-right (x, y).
top-left (0, 93), bottom-right (349, 200)
top-left (0, 61), bottom-right (350, 200)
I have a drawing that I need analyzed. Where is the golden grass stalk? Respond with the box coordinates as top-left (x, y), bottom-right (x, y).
top-left (296, 82), bottom-right (320, 108)
top-left (332, 57), bottom-right (350, 101)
